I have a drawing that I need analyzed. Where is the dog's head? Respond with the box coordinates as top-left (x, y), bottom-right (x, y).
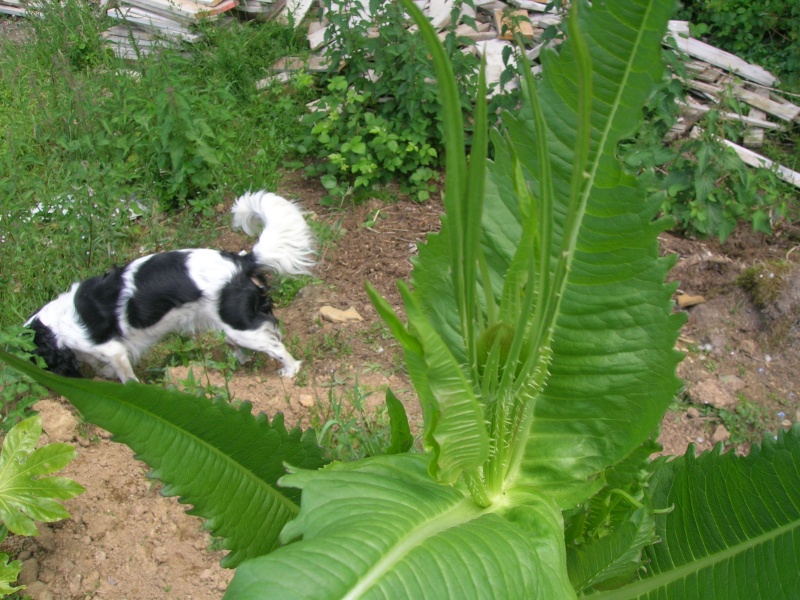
top-left (27, 318), bottom-right (82, 377)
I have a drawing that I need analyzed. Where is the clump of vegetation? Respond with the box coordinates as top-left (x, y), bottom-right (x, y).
top-left (621, 54), bottom-right (793, 242)
top-left (677, 0), bottom-right (800, 85)
top-left (0, 415), bottom-right (84, 594)
top-left (295, 0), bottom-right (519, 204)
top-left (738, 261), bottom-right (796, 307)
top-left (738, 260), bottom-right (800, 346)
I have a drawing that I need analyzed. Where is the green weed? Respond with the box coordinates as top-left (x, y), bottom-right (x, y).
top-left (309, 374), bottom-right (393, 462)
top-left (714, 394), bottom-right (770, 446)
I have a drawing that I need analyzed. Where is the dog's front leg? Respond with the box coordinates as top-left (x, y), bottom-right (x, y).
top-left (223, 328), bottom-right (302, 378)
top-left (93, 341), bottom-right (138, 383)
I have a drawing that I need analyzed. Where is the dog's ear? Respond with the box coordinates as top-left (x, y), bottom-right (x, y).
top-left (28, 320), bottom-right (83, 378)
top-left (249, 269), bottom-right (271, 291)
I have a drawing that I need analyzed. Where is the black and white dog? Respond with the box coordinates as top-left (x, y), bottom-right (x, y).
top-left (25, 191), bottom-right (316, 382)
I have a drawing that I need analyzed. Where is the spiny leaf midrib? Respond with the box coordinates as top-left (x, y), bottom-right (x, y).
top-left (341, 497), bottom-right (484, 599)
top-left (591, 517), bottom-right (800, 599)
top-left (85, 384), bottom-right (300, 517)
top-left (573, 2), bottom-right (653, 259)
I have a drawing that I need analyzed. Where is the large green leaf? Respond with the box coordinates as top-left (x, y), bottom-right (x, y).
top-left (593, 425), bottom-right (800, 599)
top-left (226, 453), bottom-right (575, 599)
top-left (0, 414), bottom-right (84, 536)
top-left (0, 350), bottom-right (327, 567)
top-left (414, 0), bottom-right (683, 507)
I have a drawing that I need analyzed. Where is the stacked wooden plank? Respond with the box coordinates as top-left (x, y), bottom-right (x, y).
top-left (103, 0), bottom-right (238, 59)
top-left (0, 0), bottom-right (26, 17)
top-left (281, 1), bottom-right (799, 188)
top-left (662, 22), bottom-right (800, 188)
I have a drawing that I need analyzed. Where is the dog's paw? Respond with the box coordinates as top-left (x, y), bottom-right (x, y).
top-left (278, 360), bottom-right (302, 378)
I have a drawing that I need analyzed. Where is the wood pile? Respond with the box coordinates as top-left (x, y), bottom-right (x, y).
top-left (0, 0), bottom-right (25, 17)
top-left (100, 0), bottom-right (316, 58)
top-left (273, 0), bottom-right (799, 188)
top-left (101, 0), bottom-right (238, 59)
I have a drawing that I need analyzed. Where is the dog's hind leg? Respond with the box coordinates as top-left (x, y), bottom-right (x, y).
top-left (223, 326), bottom-right (301, 378)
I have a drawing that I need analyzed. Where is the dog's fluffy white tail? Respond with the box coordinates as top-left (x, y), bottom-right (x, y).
top-left (231, 190), bottom-right (316, 276)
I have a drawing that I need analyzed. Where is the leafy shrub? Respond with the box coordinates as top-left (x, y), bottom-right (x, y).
top-left (677, 0), bottom-right (800, 85)
top-left (0, 12), bottom-right (306, 218)
top-left (3, 1), bottom-right (800, 598)
top-left (621, 56), bottom-right (791, 241)
top-left (299, 76), bottom-right (440, 203)
top-left (296, 0), bottom-right (493, 203)
top-left (27, 0), bottom-right (110, 71)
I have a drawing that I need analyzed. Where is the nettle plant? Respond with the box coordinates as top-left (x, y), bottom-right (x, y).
top-left (2, 0), bottom-right (800, 597)
top-left (297, 0), bottom-right (489, 204)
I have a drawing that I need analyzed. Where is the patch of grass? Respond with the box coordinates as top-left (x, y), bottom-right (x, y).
top-left (737, 261), bottom-right (795, 307)
top-left (0, 1), bottom-right (314, 333)
top-left (713, 394), bottom-right (771, 447)
top-left (272, 275), bottom-right (321, 307)
top-left (289, 329), bottom-right (353, 365)
top-left (309, 374), bottom-right (393, 462)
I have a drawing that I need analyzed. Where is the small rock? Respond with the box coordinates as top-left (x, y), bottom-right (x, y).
top-left (319, 306), bottom-right (364, 323)
top-left (68, 574), bottom-right (83, 595)
top-left (152, 545), bottom-right (168, 564)
top-left (740, 339), bottom-right (758, 356)
top-left (686, 407), bottom-right (701, 419)
top-left (21, 581), bottom-right (52, 600)
top-left (38, 568), bottom-right (54, 584)
top-left (18, 558), bottom-right (39, 586)
top-left (718, 374), bottom-right (745, 393)
top-left (711, 424), bottom-right (731, 444)
top-left (82, 569), bottom-right (100, 592)
top-left (677, 293), bottom-right (706, 308)
top-left (298, 394), bottom-right (315, 408)
top-left (691, 378), bottom-right (737, 409)
top-left (32, 400), bottom-right (78, 443)
top-left (781, 419), bottom-right (792, 428)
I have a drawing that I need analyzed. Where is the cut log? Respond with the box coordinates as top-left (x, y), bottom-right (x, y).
top-left (428, 0), bottom-right (455, 30)
top-left (680, 99), bottom-right (785, 131)
top-left (108, 7), bottom-right (198, 39)
top-left (306, 23), bottom-right (328, 50)
top-left (0, 3), bottom-right (25, 15)
top-left (508, 0), bottom-right (549, 10)
top-left (476, 39), bottom-right (518, 95)
top-left (667, 20), bottom-right (690, 36)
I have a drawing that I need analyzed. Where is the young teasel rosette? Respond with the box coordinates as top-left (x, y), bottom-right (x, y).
top-left (227, 0), bottom-right (683, 598)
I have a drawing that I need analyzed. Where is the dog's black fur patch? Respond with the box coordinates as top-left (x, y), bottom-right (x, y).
top-left (127, 252), bottom-right (203, 329)
top-left (218, 256), bottom-right (278, 331)
top-left (27, 318), bottom-right (82, 377)
top-left (74, 266), bottom-right (125, 344)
